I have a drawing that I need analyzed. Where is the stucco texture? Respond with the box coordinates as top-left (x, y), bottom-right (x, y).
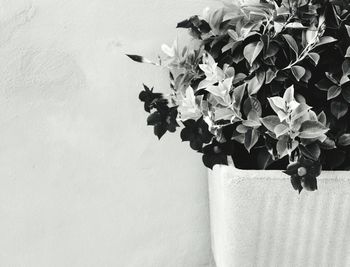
top-left (0, 0), bottom-right (218, 266)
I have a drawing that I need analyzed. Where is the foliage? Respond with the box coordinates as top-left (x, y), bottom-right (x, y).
top-left (128, 0), bottom-right (350, 192)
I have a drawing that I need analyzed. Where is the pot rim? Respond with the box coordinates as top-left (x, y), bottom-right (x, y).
top-left (213, 158), bottom-right (350, 180)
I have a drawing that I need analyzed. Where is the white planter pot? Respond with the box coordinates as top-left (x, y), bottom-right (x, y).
top-left (208, 164), bottom-right (350, 267)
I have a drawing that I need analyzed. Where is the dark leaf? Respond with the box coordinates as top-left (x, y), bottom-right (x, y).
top-left (338, 134), bottom-right (350, 146)
top-left (147, 112), bottom-right (161, 126)
top-left (299, 143), bottom-right (321, 160)
top-left (176, 16), bottom-right (211, 38)
top-left (257, 149), bottom-right (274, 169)
top-left (126, 54), bottom-right (155, 64)
top-left (324, 149), bottom-right (346, 169)
top-left (202, 140), bottom-right (229, 169)
top-left (319, 138), bottom-right (336, 150)
top-left (284, 162), bottom-right (301, 176)
top-left (342, 60), bottom-right (350, 76)
top-left (315, 78), bottom-right (334, 91)
top-left (331, 100), bottom-right (349, 119)
top-left (139, 84), bottom-right (165, 112)
top-left (154, 123), bottom-right (167, 139)
top-left (180, 119), bottom-right (213, 151)
top-left (126, 54), bottom-right (145, 63)
top-left (301, 175), bottom-right (318, 191)
top-left (290, 174), bottom-right (303, 193)
top-left (342, 86), bottom-right (350, 103)
top-left (147, 106), bottom-right (179, 139)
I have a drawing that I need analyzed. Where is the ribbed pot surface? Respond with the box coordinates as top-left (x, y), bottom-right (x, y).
top-left (208, 165), bottom-right (350, 267)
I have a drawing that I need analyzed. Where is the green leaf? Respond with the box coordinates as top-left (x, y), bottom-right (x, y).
top-left (305, 27), bottom-right (318, 45)
top-left (227, 29), bottom-right (239, 40)
top-left (247, 71), bottom-right (265, 95)
top-left (346, 47), bottom-right (350, 58)
top-left (261, 115), bottom-right (280, 132)
top-left (237, 124), bottom-right (248, 134)
top-left (331, 100), bottom-right (348, 119)
top-left (346, 25), bottom-right (350, 37)
top-left (269, 96), bottom-right (285, 109)
top-left (233, 84), bottom-right (246, 109)
top-left (326, 72), bottom-right (340, 85)
top-left (291, 66), bottom-right (306, 81)
top-left (291, 103), bottom-right (311, 123)
top-left (243, 41), bottom-right (264, 66)
top-left (265, 68), bottom-right (277, 84)
top-left (315, 36), bottom-right (338, 47)
top-left (274, 124), bottom-right (289, 137)
top-left (243, 120), bottom-right (261, 128)
top-left (244, 128), bottom-right (259, 152)
top-left (298, 121), bottom-right (329, 139)
top-left (308, 53), bottom-right (320, 66)
top-left (300, 69), bottom-right (312, 83)
top-left (268, 96), bottom-right (288, 121)
top-left (283, 34), bottom-right (298, 55)
top-left (209, 8), bottom-right (224, 30)
top-left (340, 75), bottom-right (350, 85)
top-left (249, 97), bottom-right (262, 116)
top-left (317, 111), bottom-right (327, 125)
top-left (243, 97), bottom-right (262, 117)
top-left (286, 22), bottom-right (306, 29)
top-left (283, 86), bottom-right (294, 103)
top-left (327, 85), bottom-right (342, 100)
top-left (338, 134), bottom-right (350, 146)
top-left (276, 136), bottom-right (289, 158)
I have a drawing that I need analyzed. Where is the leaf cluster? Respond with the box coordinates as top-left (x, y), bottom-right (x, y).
top-left (130, 0), bottom-right (350, 192)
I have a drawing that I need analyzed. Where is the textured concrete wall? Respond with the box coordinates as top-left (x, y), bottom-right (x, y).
top-left (0, 0), bottom-right (218, 266)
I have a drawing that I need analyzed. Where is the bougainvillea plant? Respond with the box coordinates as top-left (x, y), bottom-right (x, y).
top-left (128, 0), bottom-right (350, 192)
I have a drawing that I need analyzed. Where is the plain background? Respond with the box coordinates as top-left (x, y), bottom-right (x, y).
top-left (0, 0), bottom-right (220, 266)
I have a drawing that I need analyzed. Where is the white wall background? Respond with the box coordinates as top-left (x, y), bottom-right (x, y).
top-left (0, 0), bottom-right (219, 266)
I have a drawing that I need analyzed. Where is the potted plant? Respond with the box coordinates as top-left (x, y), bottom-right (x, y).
top-left (128, 0), bottom-right (350, 266)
